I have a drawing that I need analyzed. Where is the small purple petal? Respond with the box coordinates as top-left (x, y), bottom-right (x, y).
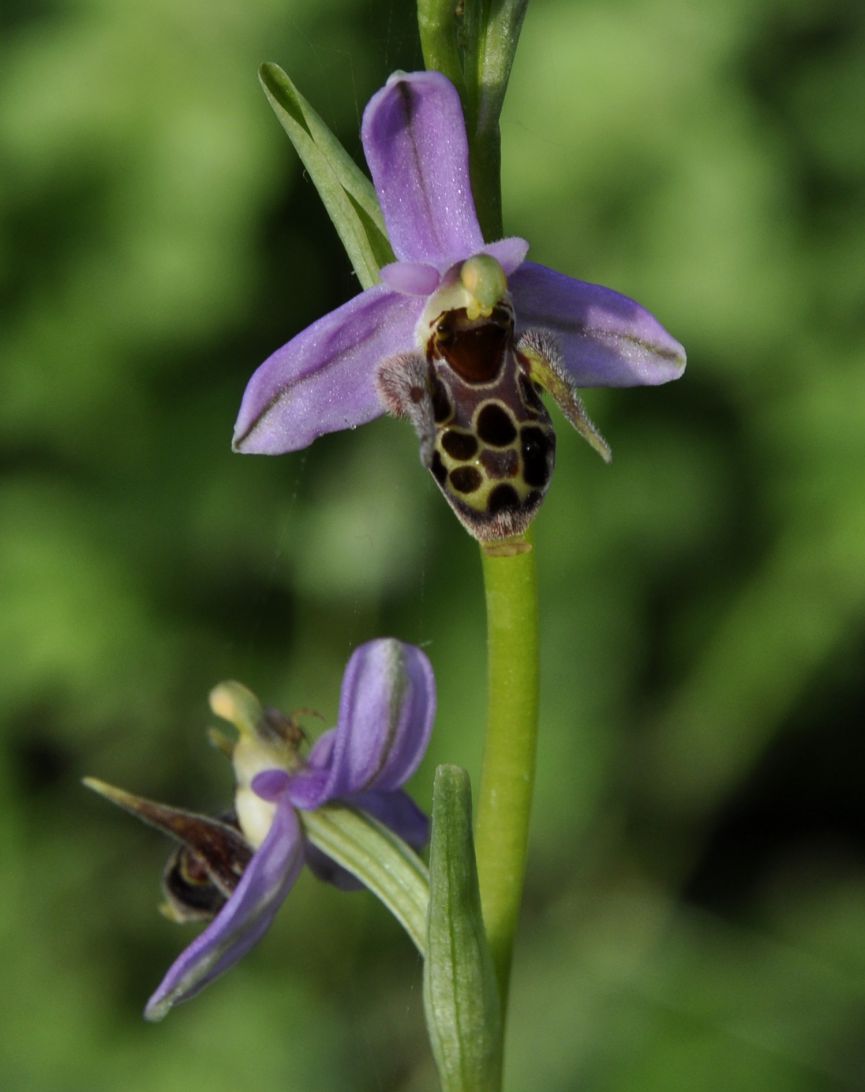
top-left (252, 769), bottom-right (292, 801)
top-left (380, 261), bottom-right (442, 296)
top-left (362, 71), bottom-right (484, 266)
top-left (144, 799), bottom-right (303, 1020)
top-left (286, 639), bottom-right (435, 810)
top-left (510, 262), bottom-right (686, 387)
top-left (282, 733), bottom-right (332, 810)
top-left (480, 237), bottom-right (530, 276)
top-left (233, 285), bottom-right (423, 454)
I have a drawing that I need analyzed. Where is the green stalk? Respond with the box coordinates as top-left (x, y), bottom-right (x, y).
top-left (473, 533), bottom-right (540, 1008)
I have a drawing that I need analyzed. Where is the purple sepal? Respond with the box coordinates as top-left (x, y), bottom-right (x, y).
top-left (232, 285), bottom-right (424, 454)
top-left (144, 798), bottom-right (303, 1021)
top-left (287, 639), bottom-right (435, 810)
top-left (362, 71), bottom-right (484, 266)
top-left (510, 262), bottom-right (686, 387)
top-left (479, 237), bottom-right (530, 276)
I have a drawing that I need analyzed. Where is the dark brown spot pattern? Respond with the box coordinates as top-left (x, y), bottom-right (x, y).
top-left (441, 429), bottom-right (479, 461)
top-left (423, 300), bottom-right (557, 541)
top-left (476, 402), bottom-right (517, 447)
top-left (430, 450), bottom-right (448, 485)
top-left (518, 373), bottom-right (545, 415)
top-left (431, 375), bottom-right (453, 424)
top-left (450, 466), bottom-right (483, 494)
top-left (521, 425), bottom-right (553, 488)
top-left (488, 484), bottom-right (520, 515)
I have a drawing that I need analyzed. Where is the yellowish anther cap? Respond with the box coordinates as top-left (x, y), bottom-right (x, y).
top-left (460, 254), bottom-right (507, 320)
top-left (209, 680), bottom-right (263, 738)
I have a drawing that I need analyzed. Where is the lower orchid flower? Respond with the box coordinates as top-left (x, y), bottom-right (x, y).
top-left (233, 69), bottom-right (686, 541)
top-left (85, 638), bottom-right (435, 1020)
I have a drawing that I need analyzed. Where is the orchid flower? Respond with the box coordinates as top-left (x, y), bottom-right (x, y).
top-left (233, 70), bottom-right (686, 540)
top-left (85, 638), bottom-right (435, 1020)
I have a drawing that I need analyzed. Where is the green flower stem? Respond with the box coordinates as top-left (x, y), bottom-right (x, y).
top-left (465, 125), bottom-right (503, 243)
top-left (473, 533), bottom-right (540, 1008)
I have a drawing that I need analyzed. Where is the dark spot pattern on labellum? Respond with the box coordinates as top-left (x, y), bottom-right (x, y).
top-left (450, 466), bottom-right (483, 494)
top-left (411, 297), bottom-right (560, 542)
top-left (487, 483), bottom-right (520, 515)
top-left (431, 375), bottom-right (453, 424)
top-left (521, 425), bottom-right (553, 488)
top-left (430, 450), bottom-right (448, 484)
top-left (441, 429), bottom-right (479, 460)
top-left (476, 402), bottom-right (517, 447)
top-left (518, 373), bottom-right (546, 415)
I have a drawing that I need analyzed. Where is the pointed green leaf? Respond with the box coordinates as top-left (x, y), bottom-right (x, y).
top-left (301, 804), bottom-right (429, 952)
top-left (258, 63), bottom-right (394, 289)
top-left (424, 765), bottom-right (502, 1092)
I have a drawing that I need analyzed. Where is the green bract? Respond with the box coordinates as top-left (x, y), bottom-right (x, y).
top-left (424, 765), bottom-right (503, 1092)
top-left (259, 63), bottom-right (393, 288)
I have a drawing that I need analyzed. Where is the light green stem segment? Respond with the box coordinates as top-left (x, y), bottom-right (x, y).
top-left (473, 534), bottom-right (540, 1007)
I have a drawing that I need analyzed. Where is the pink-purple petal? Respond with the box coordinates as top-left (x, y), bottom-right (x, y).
top-left (480, 237), bottom-right (530, 276)
top-left (281, 733), bottom-right (332, 810)
top-left (380, 261), bottom-right (442, 296)
top-left (289, 639), bottom-right (435, 809)
top-left (510, 261), bottom-right (687, 388)
top-left (252, 769), bottom-right (292, 801)
top-left (362, 71), bottom-right (484, 266)
top-left (144, 799), bottom-right (303, 1021)
top-left (233, 285), bottom-right (423, 454)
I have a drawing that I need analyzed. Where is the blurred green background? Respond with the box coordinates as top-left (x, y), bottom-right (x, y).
top-left (2, 0), bottom-right (864, 1088)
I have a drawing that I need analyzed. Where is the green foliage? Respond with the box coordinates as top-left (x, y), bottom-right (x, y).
top-left (258, 62), bottom-right (392, 288)
top-left (2, 0), bottom-right (864, 1088)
